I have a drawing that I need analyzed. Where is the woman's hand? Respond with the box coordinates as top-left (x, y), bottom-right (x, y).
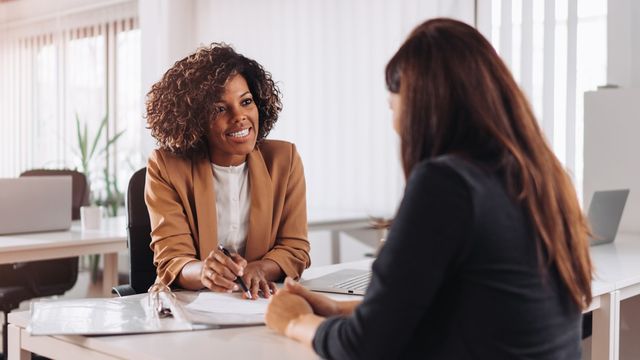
top-left (265, 289), bottom-right (313, 334)
top-left (266, 289), bottom-right (325, 346)
top-left (200, 248), bottom-right (247, 292)
top-left (242, 260), bottom-right (280, 299)
top-left (282, 278), bottom-right (340, 316)
top-left (283, 277), bottom-right (361, 317)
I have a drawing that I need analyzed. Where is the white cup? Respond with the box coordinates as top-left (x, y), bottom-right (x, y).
top-left (80, 206), bottom-right (103, 230)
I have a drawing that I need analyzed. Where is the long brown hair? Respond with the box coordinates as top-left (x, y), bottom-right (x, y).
top-left (386, 18), bottom-right (592, 309)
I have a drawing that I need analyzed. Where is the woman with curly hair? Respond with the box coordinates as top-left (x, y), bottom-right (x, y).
top-left (145, 43), bottom-right (310, 299)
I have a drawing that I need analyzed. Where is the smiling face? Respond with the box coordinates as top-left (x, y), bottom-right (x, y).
top-left (207, 74), bottom-right (259, 166)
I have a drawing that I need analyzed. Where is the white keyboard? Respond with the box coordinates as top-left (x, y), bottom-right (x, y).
top-left (333, 272), bottom-right (372, 291)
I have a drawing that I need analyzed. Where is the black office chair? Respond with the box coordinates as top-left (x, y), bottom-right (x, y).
top-left (112, 168), bottom-right (156, 296)
top-left (0, 169), bottom-right (88, 358)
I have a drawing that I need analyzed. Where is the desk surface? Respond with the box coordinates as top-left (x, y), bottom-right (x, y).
top-left (10, 230), bottom-right (639, 360)
top-left (591, 233), bottom-right (640, 300)
top-left (0, 216), bottom-right (127, 263)
top-left (0, 216), bottom-right (128, 296)
top-left (8, 260), bottom-right (371, 360)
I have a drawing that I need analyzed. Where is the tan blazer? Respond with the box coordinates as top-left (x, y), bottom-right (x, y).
top-left (145, 140), bottom-right (310, 286)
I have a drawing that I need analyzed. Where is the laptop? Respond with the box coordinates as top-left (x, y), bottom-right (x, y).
top-left (302, 269), bottom-right (372, 295)
top-left (588, 189), bottom-right (630, 246)
top-left (0, 177), bottom-right (72, 235)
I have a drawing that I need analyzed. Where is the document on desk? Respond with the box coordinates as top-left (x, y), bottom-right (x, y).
top-left (173, 291), bottom-right (268, 326)
top-left (28, 294), bottom-right (206, 336)
top-left (28, 291), bottom-right (267, 336)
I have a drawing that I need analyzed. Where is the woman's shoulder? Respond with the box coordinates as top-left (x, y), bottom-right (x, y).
top-left (254, 140), bottom-right (304, 179)
top-left (149, 148), bottom-right (191, 161)
top-left (409, 155), bottom-right (498, 203)
top-left (258, 139), bottom-right (296, 155)
top-left (419, 155), bottom-right (492, 186)
top-left (147, 148), bottom-right (193, 172)
top-left (257, 139), bottom-right (299, 163)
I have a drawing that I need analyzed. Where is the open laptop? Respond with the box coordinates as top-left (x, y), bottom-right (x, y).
top-left (302, 269), bottom-right (371, 295)
top-left (588, 189), bottom-right (630, 246)
top-left (0, 177), bottom-right (72, 235)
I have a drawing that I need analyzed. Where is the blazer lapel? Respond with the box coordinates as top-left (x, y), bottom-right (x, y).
top-left (193, 155), bottom-right (218, 259)
top-left (245, 148), bottom-right (273, 261)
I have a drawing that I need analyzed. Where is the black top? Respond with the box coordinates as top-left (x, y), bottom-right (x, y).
top-left (313, 155), bottom-right (581, 360)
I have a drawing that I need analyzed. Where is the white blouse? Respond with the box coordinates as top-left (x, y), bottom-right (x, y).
top-left (211, 162), bottom-right (250, 256)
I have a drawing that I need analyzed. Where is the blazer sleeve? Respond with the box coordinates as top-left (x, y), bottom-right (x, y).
top-left (262, 144), bottom-right (311, 279)
top-left (145, 151), bottom-right (199, 286)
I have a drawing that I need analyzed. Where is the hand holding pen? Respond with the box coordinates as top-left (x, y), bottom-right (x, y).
top-left (200, 246), bottom-right (251, 299)
top-left (218, 246), bottom-right (253, 299)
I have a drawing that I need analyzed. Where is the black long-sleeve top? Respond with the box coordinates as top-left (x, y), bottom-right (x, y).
top-left (313, 155), bottom-right (582, 359)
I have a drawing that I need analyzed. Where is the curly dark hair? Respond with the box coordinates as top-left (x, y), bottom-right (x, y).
top-left (146, 43), bottom-right (282, 158)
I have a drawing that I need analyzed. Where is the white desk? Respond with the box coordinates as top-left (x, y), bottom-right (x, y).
top-left (0, 217), bottom-right (127, 296)
top-left (7, 260), bottom-right (370, 360)
top-left (588, 233), bottom-right (640, 360)
top-left (9, 234), bottom-right (640, 360)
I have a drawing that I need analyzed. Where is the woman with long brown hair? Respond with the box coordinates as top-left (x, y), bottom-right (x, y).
top-left (265, 18), bottom-right (592, 359)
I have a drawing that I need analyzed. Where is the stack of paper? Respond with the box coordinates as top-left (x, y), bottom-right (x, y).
top-left (174, 291), bottom-right (269, 326)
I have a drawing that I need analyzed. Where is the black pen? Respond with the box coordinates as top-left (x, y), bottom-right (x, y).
top-left (218, 245), bottom-right (252, 299)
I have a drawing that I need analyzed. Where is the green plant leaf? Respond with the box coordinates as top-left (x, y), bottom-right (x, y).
top-left (83, 121), bottom-right (89, 174)
top-left (97, 129), bottom-right (126, 157)
top-left (72, 112), bottom-right (127, 213)
top-left (75, 113), bottom-right (86, 164)
top-left (88, 114), bottom-right (107, 162)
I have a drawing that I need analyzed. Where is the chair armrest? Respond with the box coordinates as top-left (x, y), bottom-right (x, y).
top-left (112, 284), bottom-right (136, 297)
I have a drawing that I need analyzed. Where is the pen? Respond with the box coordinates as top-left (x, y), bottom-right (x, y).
top-left (218, 245), bottom-right (252, 299)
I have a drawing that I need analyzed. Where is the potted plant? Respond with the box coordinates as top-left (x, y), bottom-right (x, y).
top-left (73, 112), bottom-right (125, 281)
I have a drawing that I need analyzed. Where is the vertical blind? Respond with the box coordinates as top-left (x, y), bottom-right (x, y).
top-left (0, 1), bottom-right (141, 200)
top-left (477, 0), bottom-right (607, 199)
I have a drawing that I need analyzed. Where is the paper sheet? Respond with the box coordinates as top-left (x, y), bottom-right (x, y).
top-left (173, 291), bottom-right (268, 325)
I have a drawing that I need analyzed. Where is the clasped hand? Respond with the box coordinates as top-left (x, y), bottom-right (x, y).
top-left (200, 248), bottom-right (278, 299)
top-left (266, 278), bottom-right (341, 335)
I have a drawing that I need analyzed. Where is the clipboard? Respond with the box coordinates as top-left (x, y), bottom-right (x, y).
top-left (29, 284), bottom-right (268, 336)
top-left (28, 293), bottom-right (211, 336)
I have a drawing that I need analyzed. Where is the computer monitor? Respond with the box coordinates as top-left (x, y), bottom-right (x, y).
top-left (0, 177), bottom-right (72, 234)
top-left (588, 189), bottom-right (630, 246)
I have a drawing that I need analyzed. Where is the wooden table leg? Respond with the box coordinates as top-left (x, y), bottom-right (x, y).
top-left (592, 290), bottom-right (620, 360)
top-left (102, 252), bottom-right (119, 296)
top-left (7, 323), bottom-right (30, 360)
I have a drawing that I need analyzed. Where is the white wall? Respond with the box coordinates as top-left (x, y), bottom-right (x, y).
top-left (607, 0), bottom-right (640, 88)
top-left (0, 0), bottom-right (122, 24)
top-left (0, 0), bottom-right (136, 37)
top-left (189, 0), bottom-right (474, 215)
top-left (583, 88), bottom-right (640, 234)
top-left (583, 1), bottom-right (640, 234)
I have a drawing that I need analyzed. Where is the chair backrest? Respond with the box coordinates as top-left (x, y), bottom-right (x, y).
top-left (20, 169), bottom-right (90, 220)
top-left (126, 167), bottom-right (156, 293)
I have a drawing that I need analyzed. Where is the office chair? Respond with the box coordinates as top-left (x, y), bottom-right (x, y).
top-left (0, 169), bottom-right (87, 357)
top-left (112, 168), bottom-right (156, 296)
